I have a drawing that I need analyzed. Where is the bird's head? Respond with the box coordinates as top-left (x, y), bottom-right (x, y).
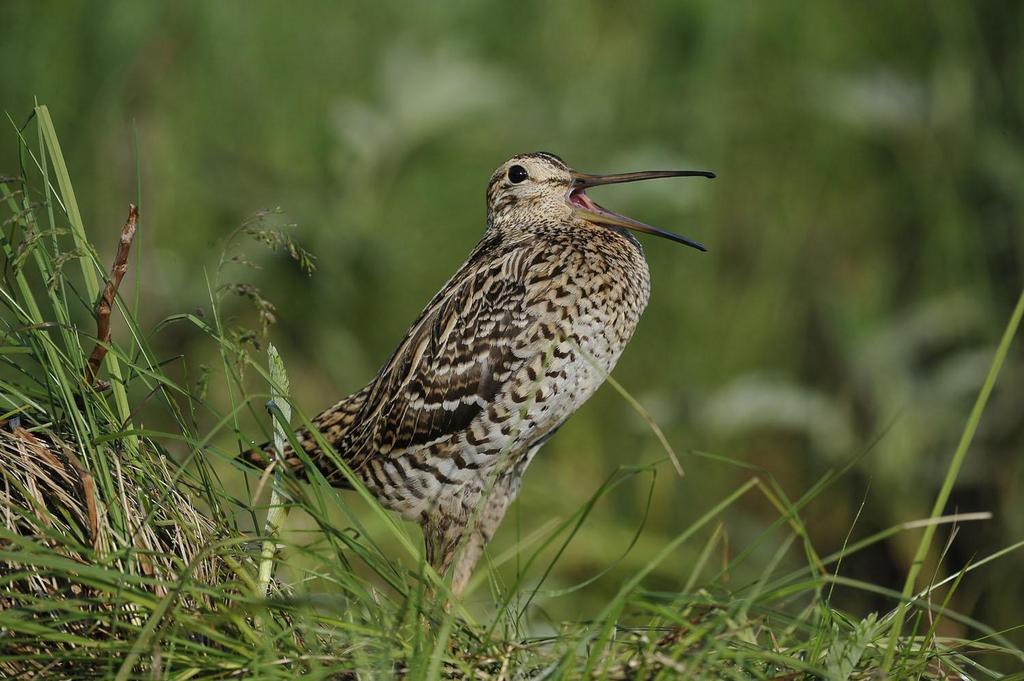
top-left (485, 152), bottom-right (714, 251)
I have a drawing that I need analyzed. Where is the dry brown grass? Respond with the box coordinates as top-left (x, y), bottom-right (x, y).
top-left (0, 426), bottom-right (241, 678)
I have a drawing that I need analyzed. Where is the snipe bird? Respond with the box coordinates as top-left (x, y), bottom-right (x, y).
top-left (244, 152), bottom-right (714, 596)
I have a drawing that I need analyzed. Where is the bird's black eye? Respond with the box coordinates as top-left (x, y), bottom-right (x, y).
top-left (508, 165), bottom-right (529, 184)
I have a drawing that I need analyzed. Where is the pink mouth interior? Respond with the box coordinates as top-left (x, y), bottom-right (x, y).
top-left (568, 188), bottom-right (600, 211)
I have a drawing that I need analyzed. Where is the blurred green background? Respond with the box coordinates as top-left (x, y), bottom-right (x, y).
top-left (4, 1), bottom-right (1023, 640)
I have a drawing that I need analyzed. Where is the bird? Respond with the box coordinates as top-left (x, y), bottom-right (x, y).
top-left (242, 152), bottom-right (714, 597)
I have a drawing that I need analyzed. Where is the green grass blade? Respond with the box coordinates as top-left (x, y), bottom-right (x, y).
top-left (34, 105), bottom-right (137, 449)
top-left (882, 288), bottom-right (1024, 671)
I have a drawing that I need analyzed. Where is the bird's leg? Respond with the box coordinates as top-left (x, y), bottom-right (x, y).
top-left (422, 515), bottom-right (464, 585)
top-left (421, 482), bottom-right (513, 599)
top-left (424, 446), bottom-right (541, 601)
top-left (449, 455), bottom-right (535, 597)
top-left (448, 503), bottom-right (504, 597)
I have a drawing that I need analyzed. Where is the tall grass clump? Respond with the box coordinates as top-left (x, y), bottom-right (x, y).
top-left (1, 106), bottom-right (1022, 679)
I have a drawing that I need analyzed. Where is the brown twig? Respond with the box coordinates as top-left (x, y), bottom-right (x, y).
top-left (85, 204), bottom-right (138, 389)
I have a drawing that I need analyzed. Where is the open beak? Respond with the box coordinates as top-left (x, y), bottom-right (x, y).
top-left (567, 169), bottom-right (715, 251)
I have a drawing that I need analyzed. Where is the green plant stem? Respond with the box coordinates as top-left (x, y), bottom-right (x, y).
top-left (258, 344), bottom-right (291, 598)
top-left (257, 494), bottom-right (288, 596)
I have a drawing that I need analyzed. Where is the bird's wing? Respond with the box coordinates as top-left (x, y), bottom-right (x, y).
top-left (344, 249), bottom-right (539, 466)
top-left (257, 240), bottom-right (564, 487)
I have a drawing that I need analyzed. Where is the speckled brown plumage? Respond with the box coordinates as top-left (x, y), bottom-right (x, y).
top-left (242, 152), bottom-right (713, 596)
